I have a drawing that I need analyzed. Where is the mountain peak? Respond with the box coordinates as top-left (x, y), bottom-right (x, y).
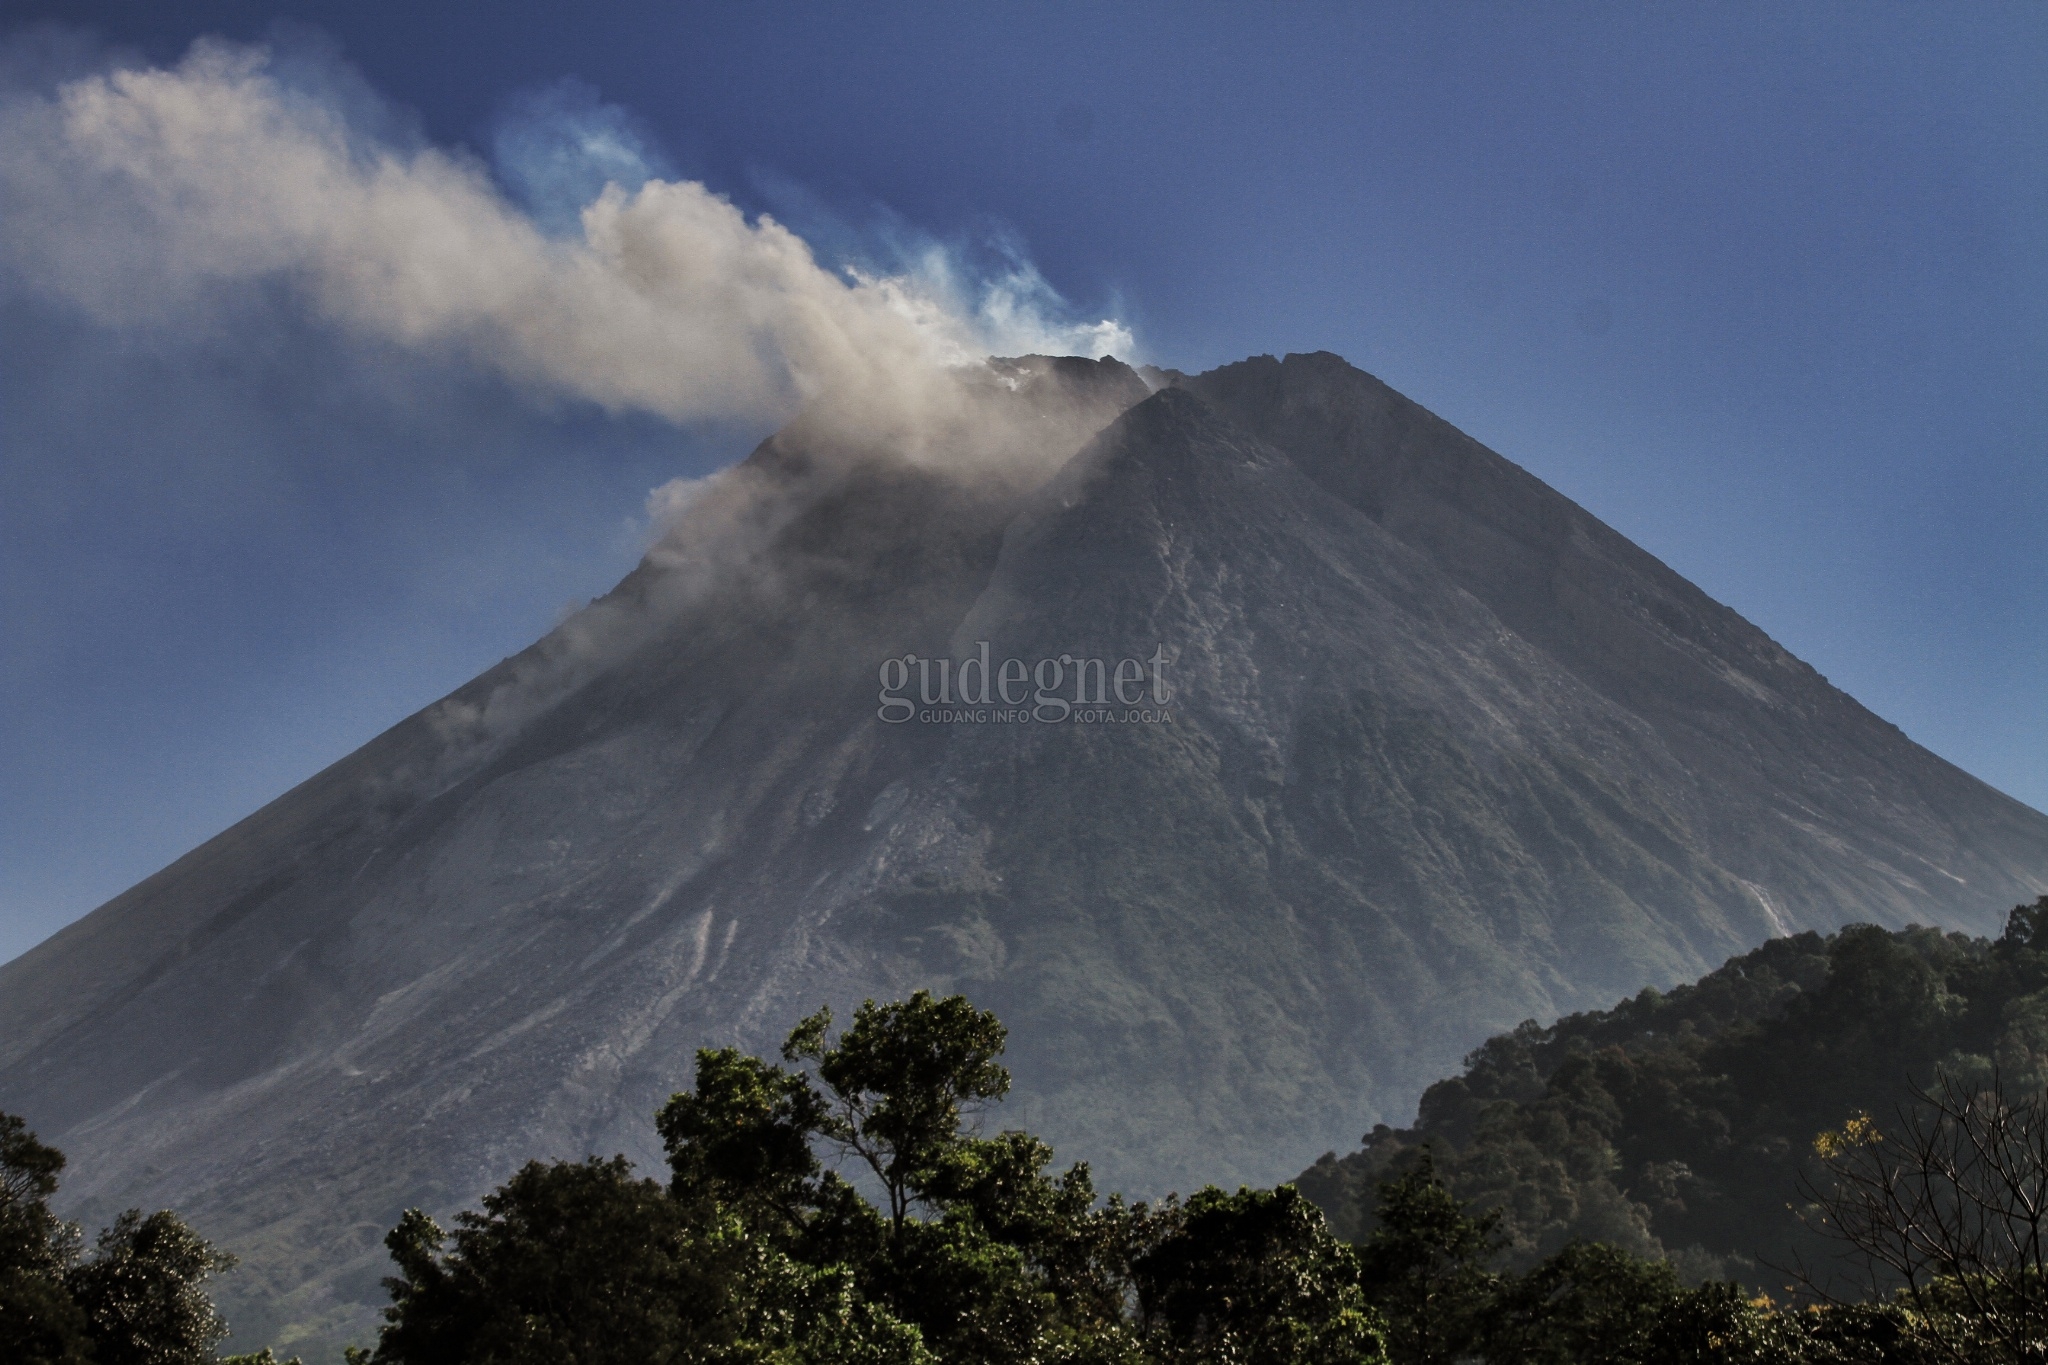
top-left (3, 352), bottom-right (2041, 1356)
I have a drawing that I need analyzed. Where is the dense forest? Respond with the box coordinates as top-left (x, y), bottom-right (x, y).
top-left (4, 903), bottom-right (2046, 1363)
top-left (1298, 899), bottom-right (2048, 1289)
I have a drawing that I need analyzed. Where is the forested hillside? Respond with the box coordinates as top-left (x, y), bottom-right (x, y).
top-left (1299, 899), bottom-right (2048, 1287)
top-left (9, 927), bottom-right (2048, 1362)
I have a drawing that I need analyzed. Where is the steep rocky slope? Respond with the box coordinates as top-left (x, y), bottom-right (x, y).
top-left (2, 352), bottom-right (2041, 1352)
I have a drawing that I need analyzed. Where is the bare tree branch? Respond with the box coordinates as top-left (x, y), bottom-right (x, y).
top-left (1797, 1069), bottom-right (2047, 1363)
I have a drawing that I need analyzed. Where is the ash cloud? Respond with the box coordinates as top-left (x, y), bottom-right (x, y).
top-left (0, 36), bottom-right (1135, 438)
top-left (0, 31), bottom-right (1149, 794)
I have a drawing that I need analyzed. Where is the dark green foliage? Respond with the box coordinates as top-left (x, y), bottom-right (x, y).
top-left (920, 1132), bottom-right (1141, 1337)
top-left (1, 1112), bottom-right (91, 1365)
top-left (0, 1267), bottom-right (93, 1365)
top-left (371, 1157), bottom-right (705, 1364)
top-left (1632, 1283), bottom-right (1809, 1365)
top-left (1346, 1155), bottom-right (1982, 1364)
top-left (1, 1113), bottom-right (68, 1221)
top-left (366, 992), bottom-right (1398, 1364)
top-left (20, 947), bottom-right (2048, 1365)
top-left (784, 991), bottom-right (1011, 1230)
top-left (64, 1209), bottom-right (235, 1365)
top-left (1, 1113), bottom-right (73, 1292)
top-left (1354, 1150), bottom-right (1501, 1363)
top-left (758, 992), bottom-right (1118, 1362)
top-left (359, 980), bottom-right (2043, 1362)
top-left (864, 1218), bottom-right (1049, 1365)
top-left (1480, 1241), bottom-right (1681, 1365)
top-left (17, 942), bottom-right (2048, 1365)
top-left (5, 1113), bottom-right (244, 1365)
top-left (657, 1047), bottom-right (825, 1226)
top-left (1134, 1185), bottom-right (1384, 1364)
top-left (1293, 902), bottom-right (2048, 1363)
top-left (764, 994), bottom-right (1175, 1363)
top-left (369, 1154), bottom-right (932, 1365)
top-left (1300, 901), bottom-right (2048, 1285)
top-left (924, 1132), bottom-right (1083, 1253)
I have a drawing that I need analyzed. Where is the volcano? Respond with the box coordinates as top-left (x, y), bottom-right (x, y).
top-left (3, 351), bottom-right (2043, 1350)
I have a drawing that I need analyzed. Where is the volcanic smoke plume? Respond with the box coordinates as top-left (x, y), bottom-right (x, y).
top-left (0, 35), bottom-right (1133, 445)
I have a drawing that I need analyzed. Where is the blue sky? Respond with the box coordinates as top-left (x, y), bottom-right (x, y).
top-left (2, 2), bottom-right (2044, 964)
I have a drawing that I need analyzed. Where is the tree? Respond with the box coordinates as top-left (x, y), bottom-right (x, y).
top-left (655, 994), bottom-right (1091, 1364)
top-left (658, 1046), bottom-right (827, 1229)
top-left (2000, 896), bottom-right (2048, 958)
top-left (370, 1151), bottom-right (934, 1365)
top-left (378, 992), bottom-right (1985, 1365)
top-left (1, 1114), bottom-right (68, 1245)
top-left (1134, 1185), bottom-right (1387, 1364)
top-left (864, 1217), bottom-right (1055, 1365)
top-left (783, 991), bottom-right (1011, 1233)
top-left (374, 994), bottom-right (1394, 1364)
top-left (1479, 1240), bottom-right (1681, 1365)
top-left (728, 1254), bottom-right (932, 1365)
top-left (924, 1131), bottom-right (1137, 1327)
top-left (0, 1270), bottom-right (92, 1365)
top-left (780, 996), bottom-right (1111, 1364)
top-left (1801, 1070), bottom-right (2048, 1363)
top-left (5, 1113), bottom-right (248, 1365)
top-left (371, 1155), bottom-right (725, 1365)
top-left (0, 1112), bottom-right (91, 1365)
top-left (1356, 1148), bottom-right (1503, 1364)
top-left (374, 991), bottom-right (1058, 1365)
top-left (1633, 1282), bottom-right (1809, 1365)
top-left (64, 1208), bottom-right (234, 1365)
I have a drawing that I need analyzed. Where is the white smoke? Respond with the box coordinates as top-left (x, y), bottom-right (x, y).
top-left (0, 35), bottom-right (1150, 779)
top-left (0, 38), bottom-right (1134, 431)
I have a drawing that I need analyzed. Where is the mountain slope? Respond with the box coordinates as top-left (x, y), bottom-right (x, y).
top-left (1, 352), bottom-right (2041, 1352)
top-left (1186, 354), bottom-right (2039, 938)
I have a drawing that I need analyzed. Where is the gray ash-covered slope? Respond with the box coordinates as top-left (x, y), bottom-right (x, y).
top-left (3, 351), bottom-right (2043, 1349)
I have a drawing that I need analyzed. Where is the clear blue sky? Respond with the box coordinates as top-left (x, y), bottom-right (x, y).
top-left (3, 2), bottom-right (2044, 964)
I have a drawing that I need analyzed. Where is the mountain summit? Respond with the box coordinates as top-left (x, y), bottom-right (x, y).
top-left (3, 352), bottom-right (2042, 1348)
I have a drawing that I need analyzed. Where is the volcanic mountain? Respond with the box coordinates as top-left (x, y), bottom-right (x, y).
top-left (3, 352), bottom-right (2043, 1351)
